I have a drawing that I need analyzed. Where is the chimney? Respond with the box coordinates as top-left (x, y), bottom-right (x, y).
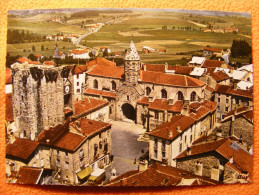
top-left (168, 99), bottom-right (174, 105)
top-left (177, 125), bottom-right (181, 133)
top-left (194, 161), bottom-right (203, 176)
top-left (143, 65), bottom-right (146, 71)
top-left (138, 160), bottom-right (148, 171)
top-left (168, 130), bottom-right (173, 138)
top-left (229, 157), bottom-right (234, 164)
top-left (165, 62), bottom-right (168, 72)
top-left (233, 82), bottom-right (237, 90)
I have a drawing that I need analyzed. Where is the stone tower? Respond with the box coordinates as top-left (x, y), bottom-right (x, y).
top-left (11, 63), bottom-right (66, 140)
top-left (124, 40), bottom-right (141, 84)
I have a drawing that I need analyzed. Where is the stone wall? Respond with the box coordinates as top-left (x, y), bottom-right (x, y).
top-left (12, 63), bottom-right (65, 140)
top-left (176, 153), bottom-right (220, 179)
top-left (220, 117), bottom-right (253, 147)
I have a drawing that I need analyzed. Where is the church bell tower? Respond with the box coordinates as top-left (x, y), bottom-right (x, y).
top-left (124, 40), bottom-right (141, 84)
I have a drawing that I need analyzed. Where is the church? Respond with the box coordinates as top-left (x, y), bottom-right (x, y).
top-left (84, 41), bottom-right (208, 130)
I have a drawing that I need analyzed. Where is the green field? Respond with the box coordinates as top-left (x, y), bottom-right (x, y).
top-left (7, 10), bottom-right (251, 64)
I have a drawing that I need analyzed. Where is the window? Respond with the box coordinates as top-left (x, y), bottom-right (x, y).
top-left (99, 133), bottom-right (102, 138)
top-left (154, 149), bottom-right (157, 158)
top-left (161, 89), bottom-right (167, 99)
top-left (79, 149), bottom-right (84, 159)
top-left (40, 159), bottom-right (44, 167)
top-left (218, 98), bottom-right (220, 102)
top-left (162, 140), bottom-right (166, 151)
top-left (77, 82), bottom-right (79, 86)
top-left (56, 159), bottom-right (60, 167)
top-left (57, 150), bottom-right (60, 156)
top-left (225, 107), bottom-right (228, 112)
top-left (190, 135), bottom-right (193, 143)
top-left (93, 79), bottom-right (98, 89)
top-left (190, 92), bottom-right (196, 102)
top-left (65, 161), bottom-right (69, 169)
top-left (146, 87), bottom-right (151, 96)
top-left (94, 144), bottom-right (98, 157)
top-left (226, 99), bottom-right (229, 104)
top-left (76, 89), bottom-right (80, 93)
top-left (155, 111), bottom-right (159, 119)
top-left (127, 95), bottom-right (130, 101)
top-left (185, 135), bottom-right (187, 143)
top-left (65, 151), bottom-right (68, 158)
top-left (217, 105), bottom-right (220, 110)
top-left (77, 74), bottom-right (79, 79)
top-left (179, 143), bottom-right (182, 153)
top-left (154, 138), bottom-right (158, 149)
top-left (111, 81), bottom-right (116, 90)
top-left (99, 141), bottom-right (103, 149)
top-left (178, 91), bottom-right (184, 101)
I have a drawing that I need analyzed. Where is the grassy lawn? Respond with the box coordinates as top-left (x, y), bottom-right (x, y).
top-left (7, 41), bottom-right (77, 57)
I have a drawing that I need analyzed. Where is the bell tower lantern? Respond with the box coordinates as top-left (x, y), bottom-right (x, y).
top-left (124, 40), bottom-right (141, 84)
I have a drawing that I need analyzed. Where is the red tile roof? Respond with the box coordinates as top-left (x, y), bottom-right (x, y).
top-left (215, 84), bottom-right (253, 99)
top-left (201, 100), bottom-right (217, 112)
top-left (189, 100), bottom-right (217, 120)
top-left (149, 115), bottom-right (196, 140)
top-left (71, 118), bottom-right (111, 137)
top-left (141, 71), bottom-right (205, 87)
top-left (54, 132), bottom-right (85, 151)
top-left (168, 66), bottom-right (194, 75)
top-left (5, 94), bottom-right (13, 122)
top-left (205, 85), bottom-right (214, 92)
top-left (202, 60), bottom-right (224, 68)
top-left (74, 98), bottom-right (108, 116)
top-left (106, 163), bottom-right (219, 187)
top-left (6, 68), bottom-right (12, 84)
top-left (6, 138), bottom-right (39, 161)
top-left (88, 65), bottom-right (124, 79)
top-left (206, 67), bottom-right (216, 75)
top-left (211, 71), bottom-right (229, 82)
top-left (16, 57), bottom-right (41, 65)
top-left (137, 97), bottom-right (149, 105)
top-left (222, 107), bottom-right (253, 123)
top-left (64, 107), bottom-right (73, 115)
top-left (84, 88), bottom-right (116, 99)
top-left (73, 65), bottom-right (88, 75)
top-left (34, 54), bottom-right (42, 58)
top-left (16, 167), bottom-right (43, 184)
top-left (176, 138), bottom-right (252, 177)
top-left (71, 49), bottom-right (88, 55)
top-left (204, 47), bottom-right (222, 53)
top-left (43, 61), bottom-right (55, 66)
top-left (189, 106), bottom-right (210, 120)
top-left (86, 57), bottom-right (115, 68)
top-left (142, 64), bottom-right (165, 73)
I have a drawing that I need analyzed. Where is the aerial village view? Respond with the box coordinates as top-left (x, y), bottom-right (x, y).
top-left (5, 8), bottom-right (253, 187)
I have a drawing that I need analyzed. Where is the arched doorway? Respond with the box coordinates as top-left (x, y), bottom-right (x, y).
top-left (121, 103), bottom-right (136, 121)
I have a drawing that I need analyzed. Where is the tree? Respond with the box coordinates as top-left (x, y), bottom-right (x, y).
top-left (41, 44), bottom-right (45, 51)
top-left (231, 39), bottom-right (251, 57)
top-left (28, 53), bottom-right (37, 61)
top-left (32, 45), bottom-right (36, 52)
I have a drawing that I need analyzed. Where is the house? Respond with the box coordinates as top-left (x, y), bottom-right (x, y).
top-left (85, 57), bottom-right (116, 68)
top-left (5, 68), bottom-right (12, 94)
top-left (73, 65), bottom-right (88, 95)
top-left (58, 51), bottom-right (66, 59)
top-left (70, 49), bottom-right (90, 59)
top-left (188, 56), bottom-right (206, 67)
top-left (43, 60), bottom-right (55, 66)
top-left (220, 107), bottom-right (253, 147)
top-left (158, 49), bottom-right (166, 53)
top-left (142, 46), bottom-right (155, 53)
top-left (105, 163), bottom-right (219, 187)
top-left (214, 84), bottom-right (253, 119)
top-left (34, 54), bottom-right (43, 61)
top-left (201, 60), bottom-right (227, 68)
top-left (203, 47), bottom-right (222, 57)
top-left (36, 117), bottom-right (111, 185)
top-left (6, 166), bottom-right (53, 185)
top-left (73, 98), bottom-right (109, 122)
top-left (16, 57), bottom-right (41, 65)
top-left (46, 35), bottom-right (53, 40)
top-left (201, 70), bottom-right (230, 89)
top-left (175, 138), bottom-right (252, 183)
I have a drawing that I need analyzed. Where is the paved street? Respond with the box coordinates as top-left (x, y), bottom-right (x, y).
top-left (105, 120), bottom-right (149, 179)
